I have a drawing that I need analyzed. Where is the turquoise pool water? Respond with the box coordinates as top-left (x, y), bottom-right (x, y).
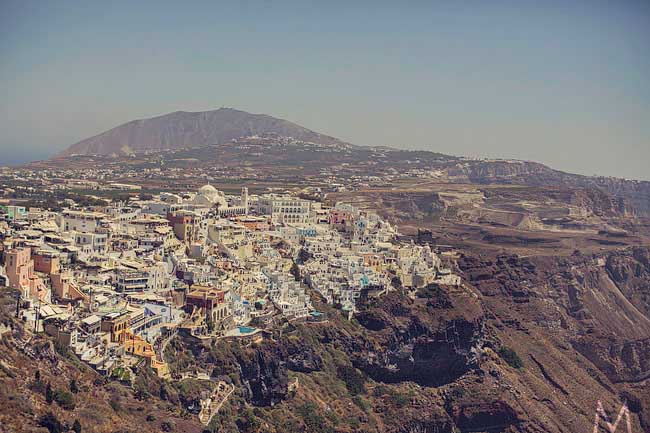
top-left (238, 326), bottom-right (256, 334)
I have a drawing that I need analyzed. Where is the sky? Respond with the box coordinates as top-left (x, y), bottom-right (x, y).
top-left (1, 0), bottom-right (649, 180)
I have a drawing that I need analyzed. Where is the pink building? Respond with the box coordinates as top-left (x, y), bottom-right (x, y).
top-left (5, 248), bottom-right (48, 302)
top-left (6, 248), bottom-right (32, 291)
top-left (329, 209), bottom-right (355, 232)
top-left (33, 251), bottom-right (61, 275)
top-left (51, 272), bottom-right (87, 302)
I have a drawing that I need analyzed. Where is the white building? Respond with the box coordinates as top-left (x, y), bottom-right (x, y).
top-left (74, 232), bottom-right (108, 254)
top-left (61, 210), bottom-right (107, 233)
top-left (257, 194), bottom-right (312, 225)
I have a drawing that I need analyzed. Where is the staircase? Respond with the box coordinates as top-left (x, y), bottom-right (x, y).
top-left (198, 381), bottom-right (235, 425)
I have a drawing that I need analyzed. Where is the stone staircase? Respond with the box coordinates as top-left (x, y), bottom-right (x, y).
top-left (198, 381), bottom-right (235, 425)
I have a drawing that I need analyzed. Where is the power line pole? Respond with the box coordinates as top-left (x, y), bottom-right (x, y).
top-left (15, 292), bottom-right (21, 318)
top-left (34, 298), bottom-right (41, 333)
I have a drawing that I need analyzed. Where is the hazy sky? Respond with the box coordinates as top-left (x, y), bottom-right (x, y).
top-left (1, 1), bottom-right (649, 180)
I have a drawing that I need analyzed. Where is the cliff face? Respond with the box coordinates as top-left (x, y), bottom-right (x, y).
top-left (589, 177), bottom-right (650, 216)
top-left (3, 244), bottom-right (650, 432)
top-left (236, 348), bottom-right (288, 406)
top-left (159, 246), bottom-right (650, 433)
top-left (458, 247), bottom-right (650, 433)
top-left (447, 159), bottom-right (650, 215)
top-left (564, 248), bottom-right (650, 399)
top-left (605, 247), bottom-right (650, 318)
top-left (352, 292), bottom-right (486, 387)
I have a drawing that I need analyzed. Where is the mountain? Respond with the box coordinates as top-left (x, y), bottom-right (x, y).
top-left (56, 108), bottom-right (348, 157)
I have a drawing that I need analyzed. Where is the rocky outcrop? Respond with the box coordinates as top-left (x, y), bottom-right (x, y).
top-left (458, 253), bottom-right (537, 301)
top-left (354, 318), bottom-right (486, 387)
top-left (605, 247), bottom-right (650, 318)
top-left (571, 337), bottom-right (650, 384)
top-left (236, 347), bottom-right (288, 407)
top-left (283, 341), bottom-right (323, 373)
top-left (350, 291), bottom-right (487, 388)
top-left (446, 400), bottom-right (522, 433)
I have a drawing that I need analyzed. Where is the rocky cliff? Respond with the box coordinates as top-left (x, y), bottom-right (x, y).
top-left (160, 246), bottom-right (650, 433)
top-left (448, 159), bottom-right (650, 216)
top-left (3, 242), bottom-right (650, 432)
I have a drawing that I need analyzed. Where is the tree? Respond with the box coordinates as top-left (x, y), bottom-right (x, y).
top-left (72, 419), bottom-right (82, 433)
top-left (337, 365), bottom-right (366, 396)
top-left (45, 383), bottom-right (54, 404)
top-left (39, 413), bottom-right (63, 433)
top-left (159, 384), bottom-right (169, 401)
top-left (69, 379), bottom-right (79, 393)
top-left (290, 262), bottom-right (301, 281)
top-left (35, 370), bottom-right (41, 381)
top-left (238, 408), bottom-right (261, 431)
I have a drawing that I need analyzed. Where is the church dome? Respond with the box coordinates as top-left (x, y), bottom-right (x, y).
top-left (194, 184), bottom-right (227, 208)
top-left (198, 184), bottom-right (218, 196)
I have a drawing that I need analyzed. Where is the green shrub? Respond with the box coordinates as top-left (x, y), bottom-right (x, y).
top-left (238, 408), bottom-right (261, 430)
top-left (337, 365), bottom-right (366, 396)
top-left (297, 403), bottom-right (333, 433)
top-left (498, 346), bottom-right (523, 369)
top-left (352, 395), bottom-right (369, 412)
top-left (54, 389), bottom-right (76, 410)
top-left (387, 390), bottom-right (409, 408)
top-left (109, 395), bottom-right (121, 412)
top-left (159, 384), bottom-right (169, 400)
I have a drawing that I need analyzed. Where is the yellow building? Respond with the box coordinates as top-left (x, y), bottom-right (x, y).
top-left (122, 328), bottom-right (169, 377)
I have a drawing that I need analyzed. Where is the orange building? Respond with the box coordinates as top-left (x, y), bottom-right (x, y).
top-left (185, 285), bottom-right (230, 323)
top-left (234, 215), bottom-right (270, 231)
top-left (363, 253), bottom-right (385, 272)
top-left (101, 312), bottom-right (130, 343)
top-left (123, 329), bottom-right (169, 377)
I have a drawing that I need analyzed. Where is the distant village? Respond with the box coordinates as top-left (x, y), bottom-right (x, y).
top-left (0, 182), bottom-right (460, 387)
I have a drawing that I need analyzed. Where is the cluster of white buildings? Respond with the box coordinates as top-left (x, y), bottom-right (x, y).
top-left (297, 203), bottom-right (459, 312)
top-left (0, 183), bottom-right (460, 378)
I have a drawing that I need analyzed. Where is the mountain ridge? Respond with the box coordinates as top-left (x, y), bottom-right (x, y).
top-left (56, 108), bottom-right (349, 157)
